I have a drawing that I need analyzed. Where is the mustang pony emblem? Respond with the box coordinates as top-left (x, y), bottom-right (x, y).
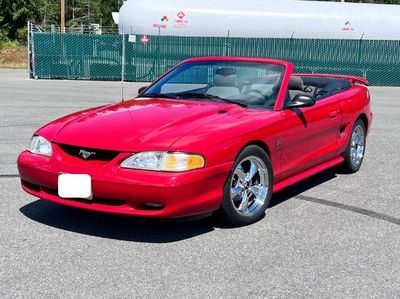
top-left (79, 149), bottom-right (96, 159)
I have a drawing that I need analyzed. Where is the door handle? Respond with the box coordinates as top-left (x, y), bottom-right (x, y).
top-left (329, 111), bottom-right (338, 119)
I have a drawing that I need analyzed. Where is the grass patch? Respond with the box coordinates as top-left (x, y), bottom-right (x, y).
top-left (0, 45), bottom-right (27, 68)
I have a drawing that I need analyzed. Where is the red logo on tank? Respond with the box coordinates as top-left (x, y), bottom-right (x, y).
top-left (140, 35), bottom-right (150, 45)
top-left (177, 11), bottom-right (185, 19)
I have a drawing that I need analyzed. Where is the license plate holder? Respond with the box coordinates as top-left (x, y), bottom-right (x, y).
top-left (58, 174), bottom-right (92, 200)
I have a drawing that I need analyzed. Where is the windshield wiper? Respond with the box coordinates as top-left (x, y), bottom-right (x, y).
top-left (176, 92), bottom-right (247, 108)
top-left (140, 92), bottom-right (177, 99)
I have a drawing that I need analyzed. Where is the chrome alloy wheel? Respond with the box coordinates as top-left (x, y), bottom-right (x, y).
top-left (350, 124), bottom-right (365, 166)
top-left (230, 156), bottom-right (269, 216)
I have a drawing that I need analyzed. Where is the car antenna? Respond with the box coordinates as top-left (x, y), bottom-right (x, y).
top-left (120, 11), bottom-right (125, 102)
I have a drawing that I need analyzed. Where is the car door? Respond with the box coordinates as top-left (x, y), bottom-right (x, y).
top-left (278, 95), bottom-right (342, 179)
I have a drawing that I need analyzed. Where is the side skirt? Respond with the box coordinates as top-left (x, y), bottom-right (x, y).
top-left (272, 156), bottom-right (344, 193)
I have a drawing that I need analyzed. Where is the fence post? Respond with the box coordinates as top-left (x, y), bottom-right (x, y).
top-left (156, 30), bottom-right (161, 77)
top-left (27, 21), bottom-right (31, 79)
top-left (357, 33), bottom-right (364, 64)
top-left (357, 33), bottom-right (365, 80)
top-left (31, 24), bottom-right (37, 79)
top-left (121, 33), bottom-right (126, 101)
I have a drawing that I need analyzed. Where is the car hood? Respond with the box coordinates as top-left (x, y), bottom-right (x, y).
top-left (38, 98), bottom-right (243, 152)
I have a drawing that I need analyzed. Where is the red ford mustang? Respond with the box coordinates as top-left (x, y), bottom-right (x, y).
top-left (18, 57), bottom-right (372, 226)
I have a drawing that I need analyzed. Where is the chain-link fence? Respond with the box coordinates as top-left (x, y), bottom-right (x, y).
top-left (29, 27), bottom-right (400, 86)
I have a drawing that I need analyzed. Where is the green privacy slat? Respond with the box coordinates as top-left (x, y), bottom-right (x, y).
top-left (32, 33), bottom-right (400, 86)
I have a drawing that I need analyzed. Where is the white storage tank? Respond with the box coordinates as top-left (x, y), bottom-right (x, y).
top-left (118, 0), bottom-right (400, 40)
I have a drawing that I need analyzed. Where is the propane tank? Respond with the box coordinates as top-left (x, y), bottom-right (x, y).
top-left (118, 0), bottom-right (400, 40)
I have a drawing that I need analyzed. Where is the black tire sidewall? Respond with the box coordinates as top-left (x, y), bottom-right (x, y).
top-left (221, 145), bottom-right (273, 226)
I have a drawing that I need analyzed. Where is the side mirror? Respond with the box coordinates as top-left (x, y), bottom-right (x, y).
top-left (286, 94), bottom-right (315, 109)
top-left (138, 86), bottom-right (148, 94)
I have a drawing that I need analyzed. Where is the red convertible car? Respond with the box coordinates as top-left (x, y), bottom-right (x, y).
top-left (18, 57), bottom-right (372, 226)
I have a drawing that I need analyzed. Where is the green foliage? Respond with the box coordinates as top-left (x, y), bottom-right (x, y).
top-left (0, 0), bottom-right (120, 42)
top-left (0, 0), bottom-right (35, 41)
top-left (0, 40), bottom-right (20, 50)
top-left (36, 0), bottom-right (60, 27)
top-left (64, 0), bottom-right (119, 27)
top-left (16, 27), bottom-right (28, 45)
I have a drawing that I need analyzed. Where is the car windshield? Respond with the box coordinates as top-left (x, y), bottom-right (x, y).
top-left (142, 60), bottom-right (285, 109)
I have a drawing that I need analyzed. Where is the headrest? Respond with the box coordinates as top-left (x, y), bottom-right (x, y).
top-left (288, 76), bottom-right (304, 91)
top-left (216, 68), bottom-right (236, 76)
top-left (214, 68), bottom-right (237, 87)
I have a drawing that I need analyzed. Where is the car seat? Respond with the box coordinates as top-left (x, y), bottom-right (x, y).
top-left (207, 68), bottom-right (240, 98)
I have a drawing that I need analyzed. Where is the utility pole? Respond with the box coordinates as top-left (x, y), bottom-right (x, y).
top-left (61, 0), bottom-right (65, 33)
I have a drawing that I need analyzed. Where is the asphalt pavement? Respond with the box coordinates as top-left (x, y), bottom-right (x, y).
top-left (0, 69), bottom-right (399, 298)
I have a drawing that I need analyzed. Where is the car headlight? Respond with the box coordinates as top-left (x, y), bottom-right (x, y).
top-left (29, 135), bottom-right (52, 157)
top-left (121, 151), bottom-right (205, 172)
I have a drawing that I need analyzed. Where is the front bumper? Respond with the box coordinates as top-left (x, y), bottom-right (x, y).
top-left (17, 146), bottom-right (232, 218)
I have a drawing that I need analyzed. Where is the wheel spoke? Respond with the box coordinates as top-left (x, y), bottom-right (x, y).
top-left (249, 184), bottom-right (261, 197)
top-left (350, 148), bottom-right (356, 159)
top-left (253, 197), bottom-right (264, 207)
top-left (238, 191), bottom-right (249, 212)
top-left (247, 161), bottom-right (258, 182)
top-left (231, 186), bottom-right (244, 201)
top-left (235, 166), bottom-right (246, 181)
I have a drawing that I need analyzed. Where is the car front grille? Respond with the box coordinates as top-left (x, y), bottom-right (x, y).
top-left (58, 144), bottom-right (120, 161)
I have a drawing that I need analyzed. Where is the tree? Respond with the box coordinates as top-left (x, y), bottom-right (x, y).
top-left (0, 0), bottom-right (40, 41)
top-left (37, 0), bottom-right (59, 27)
top-left (0, 0), bottom-right (121, 41)
top-left (63, 0), bottom-right (119, 28)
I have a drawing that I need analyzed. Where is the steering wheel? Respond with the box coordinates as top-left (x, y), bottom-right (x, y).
top-left (304, 85), bottom-right (313, 93)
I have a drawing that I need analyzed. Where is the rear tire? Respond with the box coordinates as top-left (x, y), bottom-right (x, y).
top-left (219, 145), bottom-right (273, 226)
top-left (342, 119), bottom-right (366, 173)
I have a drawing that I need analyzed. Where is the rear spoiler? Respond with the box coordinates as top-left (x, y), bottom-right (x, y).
top-left (294, 73), bottom-right (369, 86)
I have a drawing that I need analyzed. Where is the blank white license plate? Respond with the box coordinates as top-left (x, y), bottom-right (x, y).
top-left (58, 174), bottom-right (92, 199)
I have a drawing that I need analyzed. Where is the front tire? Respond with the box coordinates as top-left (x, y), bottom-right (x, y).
top-left (342, 119), bottom-right (366, 173)
top-left (220, 145), bottom-right (273, 226)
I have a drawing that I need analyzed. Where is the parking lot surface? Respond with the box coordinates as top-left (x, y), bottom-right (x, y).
top-left (0, 69), bottom-right (399, 298)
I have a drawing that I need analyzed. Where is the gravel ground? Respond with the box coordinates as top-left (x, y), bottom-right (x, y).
top-left (0, 69), bottom-right (399, 298)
